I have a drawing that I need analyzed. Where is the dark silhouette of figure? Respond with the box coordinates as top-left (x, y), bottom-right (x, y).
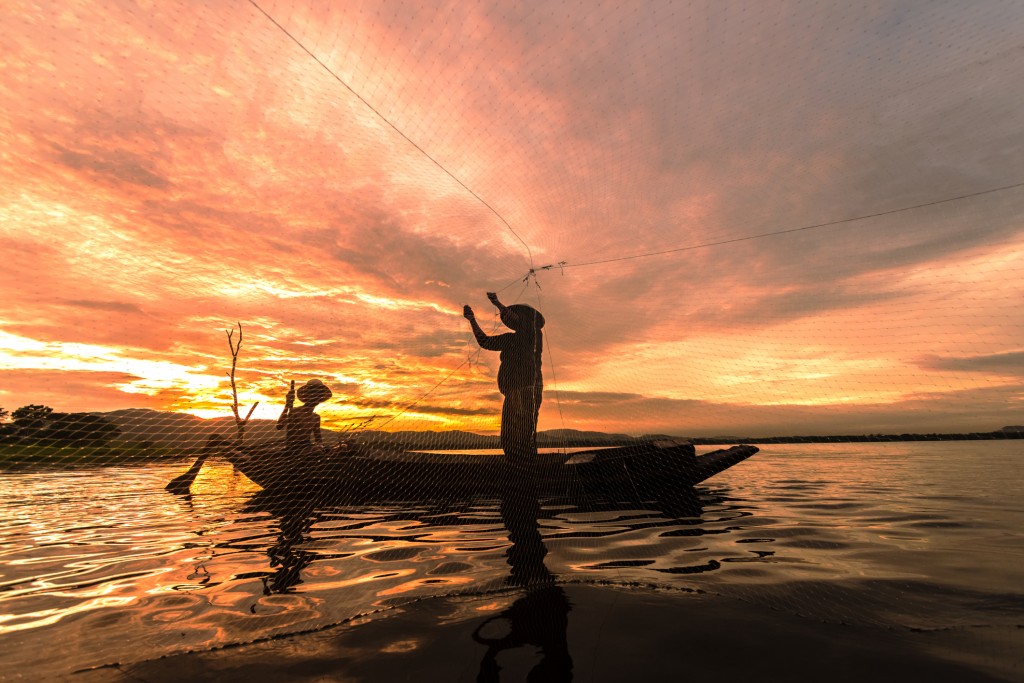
top-left (276, 379), bottom-right (332, 457)
top-left (464, 293), bottom-right (545, 463)
top-left (473, 466), bottom-right (573, 681)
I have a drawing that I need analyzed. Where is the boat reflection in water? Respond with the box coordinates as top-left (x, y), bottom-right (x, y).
top-left (235, 461), bottom-right (708, 681)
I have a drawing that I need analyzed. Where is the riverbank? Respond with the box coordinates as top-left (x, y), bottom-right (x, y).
top-left (0, 443), bottom-right (177, 467)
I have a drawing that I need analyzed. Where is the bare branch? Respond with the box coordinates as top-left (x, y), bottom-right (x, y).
top-left (225, 322), bottom-right (254, 444)
top-left (242, 401), bottom-right (259, 425)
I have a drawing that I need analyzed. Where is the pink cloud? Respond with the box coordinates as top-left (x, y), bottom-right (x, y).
top-left (2, 1), bottom-right (1022, 434)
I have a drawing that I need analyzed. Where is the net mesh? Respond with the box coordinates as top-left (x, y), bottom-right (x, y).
top-left (1, 0), bottom-right (1022, 678)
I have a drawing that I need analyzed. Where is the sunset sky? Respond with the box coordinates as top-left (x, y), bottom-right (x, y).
top-left (1, 0), bottom-right (1022, 436)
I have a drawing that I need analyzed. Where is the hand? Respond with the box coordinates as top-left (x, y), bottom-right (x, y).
top-left (463, 304), bottom-right (475, 319)
top-left (486, 292), bottom-right (500, 305)
top-left (285, 380), bottom-right (295, 402)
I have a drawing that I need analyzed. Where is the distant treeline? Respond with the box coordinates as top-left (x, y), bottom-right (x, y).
top-left (0, 405), bottom-right (121, 446)
top-left (0, 404), bottom-right (152, 466)
top-left (688, 430), bottom-right (1024, 445)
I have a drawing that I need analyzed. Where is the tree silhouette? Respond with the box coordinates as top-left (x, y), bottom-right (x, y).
top-left (12, 404), bottom-right (53, 424)
top-left (6, 405), bottom-right (53, 443)
top-left (0, 407), bottom-right (11, 438)
top-left (4, 407), bottom-right (120, 446)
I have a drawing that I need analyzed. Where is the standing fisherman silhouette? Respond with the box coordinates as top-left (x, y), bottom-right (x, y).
top-left (276, 379), bottom-right (332, 457)
top-left (463, 292), bottom-right (545, 464)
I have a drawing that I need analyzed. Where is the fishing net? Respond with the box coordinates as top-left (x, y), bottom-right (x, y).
top-left (1, 1), bottom-right (1022, 679)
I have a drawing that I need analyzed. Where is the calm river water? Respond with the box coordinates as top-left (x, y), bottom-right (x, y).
top-left (1, 442), bottom-right (1022, 681)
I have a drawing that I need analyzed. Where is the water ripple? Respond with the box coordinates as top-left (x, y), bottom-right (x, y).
top-left (0, 443), bottom-right (1022, 678)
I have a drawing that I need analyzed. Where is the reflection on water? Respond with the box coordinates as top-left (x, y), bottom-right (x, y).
top-left (0, 442), bottom-right (1022, 679)
top-left (472, 461), bottom-right (573, 680)
top-left (261, 499), bottom-right (318, 595)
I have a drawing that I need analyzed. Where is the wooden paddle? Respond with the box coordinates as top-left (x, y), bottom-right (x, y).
top-left (166, 434), bottom-right (225, 493)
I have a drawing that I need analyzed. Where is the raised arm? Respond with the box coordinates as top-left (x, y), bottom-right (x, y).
top-left (486, 291), bottom-right (507, 314)
top-left (276, 380), bottom-right (295, 430)
top-left (464, 304), bottom-right (504, 351)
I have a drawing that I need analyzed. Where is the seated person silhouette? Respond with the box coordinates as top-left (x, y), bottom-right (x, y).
top-left (276, 379), bottom-right (332, 457)
top-left (463, 292), bottom-right (545, 464)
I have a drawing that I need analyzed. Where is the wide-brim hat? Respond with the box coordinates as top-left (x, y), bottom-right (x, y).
top-left (502, 304), bottom-right (545, 331)
top-left (296, 379), bottom-right (332, 404)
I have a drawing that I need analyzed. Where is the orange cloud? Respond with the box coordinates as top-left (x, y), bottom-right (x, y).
top-left (2, 1), bottom-right (1022, 435)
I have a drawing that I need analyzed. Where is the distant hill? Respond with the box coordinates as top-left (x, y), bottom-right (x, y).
top-left (537, 428), bottom-right (636, 445)
top-left (99, 409), bottom-right (211, 451)
top-left (90, 409), bottom-right (1024, 453)
top-left (97, 408), bottom-right (342, 452)
top-left (93, 409), bottom-right (672, 452)
top-left (356, 428), bottom-right (663, 450)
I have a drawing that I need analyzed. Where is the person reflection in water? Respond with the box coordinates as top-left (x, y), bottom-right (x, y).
top-left (463, 292), bottom-right (545, 463)
top-left (263, 501), bottom-right (317, 594)
top-left (276, 379), bottom-right (332, 457)
top-left (473, 472), bottom-right (573, 681)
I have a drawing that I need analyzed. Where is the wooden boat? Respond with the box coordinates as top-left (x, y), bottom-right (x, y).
top-left (223, 440), bottom-right (758, 501)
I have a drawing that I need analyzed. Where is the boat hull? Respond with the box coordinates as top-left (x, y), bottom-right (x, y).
top-left (223, 442), bottom-right (758, 502)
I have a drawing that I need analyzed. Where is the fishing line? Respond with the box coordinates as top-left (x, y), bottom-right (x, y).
top-left (245, 1), bottom-right (543, 431)
top-left (512, 285), bottom-right (639, 622)
top-left (527, 284), bottom-right (639, 602)
top-left (246, 0), bottom-right (535, 268)
top-left (529, 286), bottom-right (568, 453)
top-left (561, 181), bottom-right (1024, 269)
top-left (245, 2), bottom-right (1023, 454)
top-left (373, 277), bottom-right (531, 431)
top-left (532, 281), bottom-right (647, 528)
